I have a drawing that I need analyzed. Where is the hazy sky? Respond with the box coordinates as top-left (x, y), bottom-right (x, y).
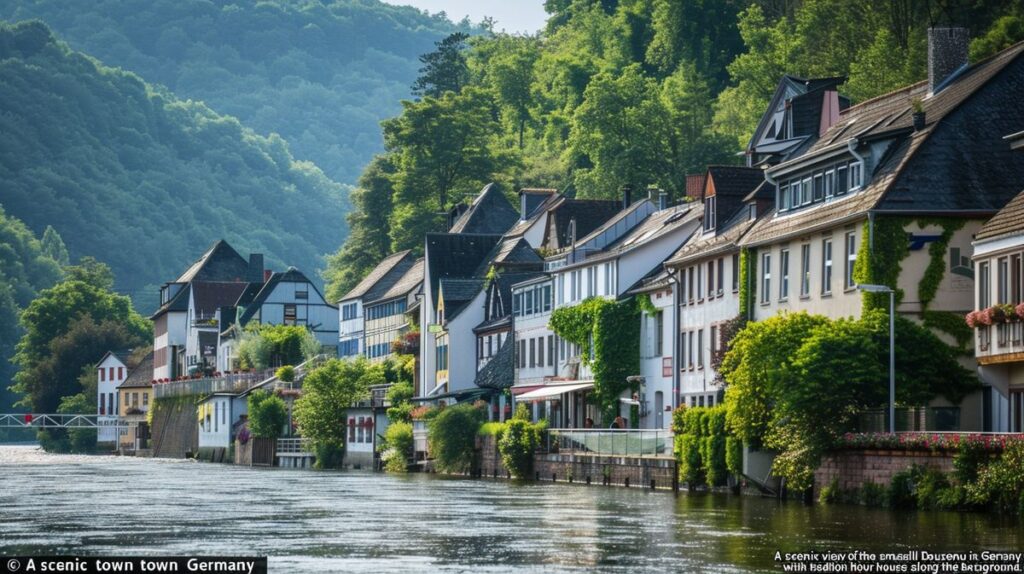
top-left (385, 0), bottom-right (548, 34)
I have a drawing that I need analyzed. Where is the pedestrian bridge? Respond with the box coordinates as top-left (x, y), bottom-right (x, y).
top-left (0, 413), bottom-right (131, 429)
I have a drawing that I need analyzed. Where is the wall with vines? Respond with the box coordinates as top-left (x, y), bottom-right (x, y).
top-left (549, 297), bottom-right (640, 424)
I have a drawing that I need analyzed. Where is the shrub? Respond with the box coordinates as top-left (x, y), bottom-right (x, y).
top-left (701, 407), bottom-right (728, 486)
top-left (914, 467), bottom-right (950, 510)
top-left (498, 417), bottom-right (543, 479)
top-left (314, 441), bottom-right (345, 469)
top-left (860, 481), bottom-right (887, 507)
top-left (275, 365), bottom-right (295, 383)
top-left (385, 381), bottom-right (414, 424)
top-left (889, 468), bottom-right (917, 509)
top-left (248, 390), bottom-right (288, 439)
top-left (725, 436), bottom-right (743, 476)
top-left (966, 441), bottom-right (1024, 513)
top-left (427, 403), bottom-right (485, 474)
top-left (479, 422), bottom-right (506, 437)
top-left (953, 439), bottom-right (988, 484)
top-left (819, 478), bottom-right (841, 504)
top-left (381, 421), bottom-right (413, 473)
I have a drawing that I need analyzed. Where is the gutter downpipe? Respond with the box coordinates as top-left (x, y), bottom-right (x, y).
top-left (846, 138), bottom-right (872, 249)
top-left (667, 267), bottom-right (681, 412)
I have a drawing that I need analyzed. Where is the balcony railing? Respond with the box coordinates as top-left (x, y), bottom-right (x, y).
top-left (545, 428), bottom-right (673, 457)
top-left (153, 370), bottom-right (277, 399)
top-left (276, 437), bottom-right (313, 455)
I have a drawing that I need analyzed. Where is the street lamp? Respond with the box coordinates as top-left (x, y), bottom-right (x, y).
top-left (857, 283), bottom-right (896, 433)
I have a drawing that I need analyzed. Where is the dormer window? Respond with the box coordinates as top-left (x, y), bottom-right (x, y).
top-left (775, 160), bottom-right (866, 213)
top-left (704, 196), bottom-right (716, 232)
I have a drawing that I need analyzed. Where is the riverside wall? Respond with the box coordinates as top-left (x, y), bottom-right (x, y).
top-left (813, 449), bottom-right (956, 494)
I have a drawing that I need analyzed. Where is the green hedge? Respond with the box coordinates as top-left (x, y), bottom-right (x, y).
top-left (673, 405), bottom-right (734, 488)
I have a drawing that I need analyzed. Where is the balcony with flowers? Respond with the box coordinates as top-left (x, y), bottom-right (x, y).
top-left (966, 303), bottom-right (1024, 362)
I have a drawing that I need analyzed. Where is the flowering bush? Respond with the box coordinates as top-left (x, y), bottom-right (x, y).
top-left (967, 304), bottom-right (1024, 327)
top-left (838, 432), bottom-right (1024, 452)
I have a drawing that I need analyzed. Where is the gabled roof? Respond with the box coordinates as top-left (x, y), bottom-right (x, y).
top-left (448, 183), bottom-right (520, 235)
top-left (667, 209), bottom-right (756, 266)
top-left (237, 268), bottom-right (332, 326)
top-left (505, 192), bottom-right (565, 237)
top-left (977, 190), bottom-right (1024, 242)
top-left (627, 267), bottom-right (673, 295)
top-left (705, 166), bottom-right (765, 228)
top-left (744, 41), bottom-right (1024, 246)
top-left (368, 257), bottom-right (424, 305)
top-left (173, 240), bottom-right (249, 284)
top-left (474, 337), bottom-right (515, 390)
top-left (119, 351), bottom-right (154, 389)
top-left (340, 250), bottom-right (414, 303)
top-left (476, 271), bottom-right (543, 331)
top-left (439, 278), bottom-right (486, 321)
top-left (547, 198), bottom-right (623, 249)
top-left (95, 350), bottom-right (131, 368)
top-left (425, 233), bottom-right (503, 306)
top-left (472, 237), bottom-right (543, 277)
top-left (560, 202), bottom-right (703, 270)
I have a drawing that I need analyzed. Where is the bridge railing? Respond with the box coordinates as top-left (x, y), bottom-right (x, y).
top-left (545, 428), bottom-right (674, 457)
top-left (276, 437), bottom-right (313, 455)
top-left (0, 413), bottom-right (131, 429)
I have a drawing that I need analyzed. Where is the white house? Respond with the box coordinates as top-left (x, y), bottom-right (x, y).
top-left (628, 271), bottom-right (676, 429)
top-left (337, 250), bottom-right (417, 360)
top-left (197, 392), bottom-right (248, 451)
top-left (665, 166), bottom-right (770, 411)
top-left (96, 351), bottom-right (130, 445)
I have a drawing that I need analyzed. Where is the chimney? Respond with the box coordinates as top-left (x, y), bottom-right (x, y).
top-left (928, 27), bottom-right (969, 95)
top-left (621, 185), bottom-right (633, 210)
top-left (658, 190), bottom-right (668, 210)
top-left (247, 253), bottom-right (264, 284)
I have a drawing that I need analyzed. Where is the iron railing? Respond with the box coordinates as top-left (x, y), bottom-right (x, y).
top-left (0, 413), bottom-right (130, 429)
top-left (153, 370), bottom-right (276, 398)
top-left (276, 437), bottom-right (313, 455)
top-left (545, 428), bottom-right (673, 457)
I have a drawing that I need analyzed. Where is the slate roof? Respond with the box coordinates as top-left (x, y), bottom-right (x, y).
top-left (562, 202), bottom-right (703, 269)
top-left (447, 183), bottom-right (520, 235)
top-left (474, 271), bottom-right (543, 333)
top-left (548, 199), bottom-right (623, 248)
top-left (440, 278), bottom-right (486, 320)
top-left (504, 193), bottom-right (565, 237)
top-left (119, 352), bottom-right (154, 389)
top-left (340, 250), bottom-right (414, 302)
top-left (95, 349), bottom-right (132, 368)
top-left (743, 42), bottom-right (1024, 246)
top-left (706, 165), bottom-right (765, 227)
top-left (474, 337), bottom-right (515, 390)
top-left (368, 257), bottom-right (424, 305)
top-left (472, 237), bottom-right (543, 277)
top-left (627, 267), bottom-right (673, 295)
top-left (667, 210), bottom-right (756, 266)
top-left (192, 282), bottom-right (250, 317)
top-left (425, 233), bottom-right (503, 307)
top-left (174, 240), bottom-right (249, 284)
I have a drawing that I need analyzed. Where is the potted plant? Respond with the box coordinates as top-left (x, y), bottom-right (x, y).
top-left (911, 98), bottom-right (926, 131)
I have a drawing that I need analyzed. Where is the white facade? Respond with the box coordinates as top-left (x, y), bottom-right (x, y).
top-left (433, 289), bottom-right (487, 395)
top-left (153, 310), bottom-right (187, 380)
top-left (197, 394), bottom-right (247, 449)
top-left (96, 353), bottom-right (128, 444)
top-left (338, 298), bottom-right (363, 358)
top-left (677, 251), bottom-right (743, 409)
top-left (637, 286), bottom-right (675, 429)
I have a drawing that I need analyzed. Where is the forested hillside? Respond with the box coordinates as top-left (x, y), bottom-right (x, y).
top-left (324, 0), bottom-right (1024, 300)
top-left (0, 21), bottom-right (347, 312)
top-left (0, 0), bottom-right (473, 184)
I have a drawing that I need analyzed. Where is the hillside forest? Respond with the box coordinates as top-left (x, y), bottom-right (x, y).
top-left (323, 0), bottom-right (1024, 300)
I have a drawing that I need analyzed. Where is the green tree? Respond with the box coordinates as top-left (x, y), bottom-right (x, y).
top-left (63, 256), bottom-right (115, 291)
top-left (292, 357), bottom-right (379, 468)
top-left (40, 225), bottom-right (69, 266)
top-left (237, 324), bottom-right (320, 370)
top-left (248, 390), bottom-right (288, 440)
top-left (412, 32), bottom-right (471, 97)
top-left (385, 381), bottom-right (414, 424)
top-left (427, 403), bottom-right (485, 473)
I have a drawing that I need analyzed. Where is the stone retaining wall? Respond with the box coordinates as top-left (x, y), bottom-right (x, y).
top-left (814, 449), bottom-right (955, 493)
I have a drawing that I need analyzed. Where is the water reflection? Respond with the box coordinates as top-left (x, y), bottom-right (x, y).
top-left (0, 446), bottom-right (1020, 573)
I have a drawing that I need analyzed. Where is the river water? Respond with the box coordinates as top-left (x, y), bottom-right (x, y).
top-left (0, 445), bottom-right (1021, 573)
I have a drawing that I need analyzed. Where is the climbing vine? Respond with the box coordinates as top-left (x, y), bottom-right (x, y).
top-left (549, 297), bottom-right (640, 424)
top-left (853, 217), bottom-right (910, 311)
top-left (917, 218), bottom-right (966, 310)
top-left (737, 247), bottom-right (755, 318)
top-left (637, 293), bottom-right (658, 316)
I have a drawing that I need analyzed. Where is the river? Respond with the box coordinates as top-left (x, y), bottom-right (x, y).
top-left (0, 445), bottom-right (1021, 573)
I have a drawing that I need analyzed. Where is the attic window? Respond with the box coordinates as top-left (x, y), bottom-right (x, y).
top-left (703, 197), bottom-right (716, 232)
top-left (766, 121), bottom-right (777, 140)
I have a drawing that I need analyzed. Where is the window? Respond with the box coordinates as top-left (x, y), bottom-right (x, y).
top-left (348, 418), bottom-right (356, 443)
top-left (1014, 255), bottom-right (1023, 303)
top-left (586, 267), bottom-right (596, 298)
top-left (979, 261), bottom-right (991, 309)
top-left (697, 264), bottom-right (704, 300)
top-left (339, 339), bottom-right (359, 357)
top-left (519, 340), bottom-right (527, 369)
top-left (525, 290), bottom-right (534, 315)
top-left (655, 311), bottom-right (664, 357)
top-left (822, 238), bottom-right (833, 295)
top-left (143, 392), bottom-right (149, 407)
top-left (124, 393), bottom-right (129, 407)
top-left (99, 368), bottom-right (105, 382)
top-left (710, 325), bottom-right (718, 360)
top-left (801, 177), bottom-right (812, 205)
top-left (717, 258), bottom-right (725, 295)
top-left (342, 303), bottom-right (359, 321)
top-left (813, 173), bottom-right (824, 201)
top-left (790, 180), bottom-right (801, 207)
top-left (688, 331), bottom-right (695, 369)
top-left (697, 329), bottom-right (704, 369)
top-left (529, 338), bottom-right (536, 368)
top-left (296, 289), bottom-right (308, 300)
top-left (537, 337), bottom-right (544, 367)
top-left (704, 196), bottom-right (717, 231)
top-left (732, 253), bottom-right (740, 292)
top-left (707, 261), bottom-right (715, 295)
top-left (824, 170), bottom-right (835, 198)
top-left (132, 392), bottom-right (139, 407)
top-left (779, 185), bottom-right (790, 212)
top-left (850, 162), bottom-right (863, 190)
top-left (109, 367), bottom-right (115, 381)
top-left (836, 164), bottom-right (849, 195)
top-left (845, 232), bottom-right (857, 289)
top-left (109, 393), bottom-right (115, 416)
top-left (542, 285), bottom-right (552, 312)
top-left (556, 275), bottom-right (564, 306)
top-left (800, 244), bottom-right (811, 297)
top-left (779, 249), bottom-right (790, 300)
top-left (998, 257), bottom-right (1009, 304)
top-left (761, 253), bottom-right (772, 304)
top-left (284, 304), bottom-right (297, 326)
top-left (548, 336), bottom-right (554, 367)
top-left (687, 267), bottom-right (695, 302)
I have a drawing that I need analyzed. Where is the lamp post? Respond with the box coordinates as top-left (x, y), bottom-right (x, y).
top-left (858, 283), bottom-right (896, 433)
